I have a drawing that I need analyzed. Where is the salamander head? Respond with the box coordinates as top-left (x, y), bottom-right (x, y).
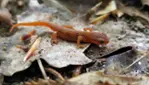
top-left (90, 32), bottom-right (109, 45)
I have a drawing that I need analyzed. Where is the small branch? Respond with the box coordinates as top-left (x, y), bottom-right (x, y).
top-left (85, 2), bottom-right (102, 20)
top-left (46, 68), bottom-right (65, 82)
top-left (37, 58), bottom-right (50, 85)
top-left (37, 58), bottom-right (48, 80)
top-left (121, 51), bottom-right (149, 73)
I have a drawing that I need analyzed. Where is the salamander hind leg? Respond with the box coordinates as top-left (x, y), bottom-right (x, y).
top-left (83, 28), bottom-right (92, 32)
top-left (51, 31), bottom-right (58, 45)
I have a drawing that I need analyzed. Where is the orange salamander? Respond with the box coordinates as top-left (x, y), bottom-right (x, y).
top-left (10, 21), bottom-right (109, 48)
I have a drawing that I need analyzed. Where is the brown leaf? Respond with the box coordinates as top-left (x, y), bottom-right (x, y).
top-left (68, 71), bottom-right (149, 85)
top-left (96, 0), bottom-right (117, 15)
top-left (117, 1), bottom-right (149, 25)
top-left (0, 4), bottom-right (92, 76)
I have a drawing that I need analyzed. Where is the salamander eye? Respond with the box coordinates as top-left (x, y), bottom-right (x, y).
top-left (98, 39), bottom-right (105, 44)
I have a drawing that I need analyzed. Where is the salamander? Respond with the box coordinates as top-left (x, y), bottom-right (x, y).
top-left (10, 21), bottom-right (109, 48)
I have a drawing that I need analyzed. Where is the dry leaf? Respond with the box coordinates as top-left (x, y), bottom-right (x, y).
top-left (0, 3), bottom-right (92, 76)
top-left (117, 1), bottom-right (149, 25)
top-left (35, 36), bottom-right (92, 68)
top-left (105, 46), bottom-right (138, 75)
top-left (96, 0), bottom-right (117, 15)
top-left (90, 13), bottom-right (110, 24)
top-left (67, 71), bottom-right (149, 85)
top-left (89, 0), bottom-right (117, 25)
top-left (24, 70), bottom-right (149, 85)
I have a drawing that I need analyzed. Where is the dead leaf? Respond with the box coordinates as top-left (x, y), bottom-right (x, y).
top-left (84, 0), bottom-right (113, 21)
top-left (67, 71), bottom-right (149, 85)
top-left (24, 70), bottom-right (149, 85)
top-left (95, 19), bottom-right (149, 51)
top-left (105, 46), bottom-right (138, 75)
top-left (96, 0), bottom-right (117, 15)
top-left (89, 0), bottom-right (117, 25)
top-left (37, 36), bottom-right (92, 68)
top-left (85, 2), bottom-right (102, 21)
top-left (117, 1), bottom-right (149, 25)
top-left (0, 3), bottom-right (92, 76)
top-left (89, 19), bottom-right (149, 75)
top-left (90, 13), bottom-right (110, 24)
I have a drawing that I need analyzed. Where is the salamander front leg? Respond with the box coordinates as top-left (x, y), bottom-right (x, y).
top-left (51, 31), bottom-right (58, 45)
top-left (77, 36), bottom-right (86, 48)
top-left (83, 28), bottom-right (92, 32)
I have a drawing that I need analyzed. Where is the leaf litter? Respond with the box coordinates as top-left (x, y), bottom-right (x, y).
top-left (1, 0), bottom-right (149, 85)
top-left (0, 0), bottom-right (92, 76)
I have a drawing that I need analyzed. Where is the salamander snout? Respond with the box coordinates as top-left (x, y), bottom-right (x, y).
top-left (92, 32), bottom-right (109, 45)
top-left (98, 33), bottom-right (109, 45)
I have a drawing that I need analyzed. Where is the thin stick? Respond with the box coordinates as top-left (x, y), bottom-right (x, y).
top-left (85, 2), bottom-right (102, 20)
top-left (37, 58), bottom-right (50, 85)
top-left (37, 59), bottom-right (48, 79)
top-left (46, 68), bottom-right (65, 82)
top-left (121, 51), bottom-right (149, 73)
top-left (23, 37), bottom-right (50, 84)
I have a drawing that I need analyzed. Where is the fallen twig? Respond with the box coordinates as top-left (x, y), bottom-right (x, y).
top-left (121, 51), bottom-right (149, 73)
top-left (46, 68), bottom-right (65, 82)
